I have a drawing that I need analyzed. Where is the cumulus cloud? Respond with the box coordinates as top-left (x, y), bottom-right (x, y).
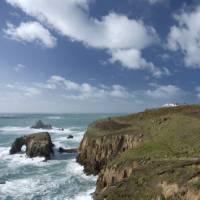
top-left (37, 75), bottom-right (183, 101)
top-left (5, 0), bottom-right (167, 76)
top-left (4, 21), bottom-right (57, 48)
top-left (110, 49), bottom-right (170, 77)
top-left (14, 64), bottom-right (26, 72)
top-left (44, 75), bottom-right (134, 100)
top-left (167, 6), bottom-right (200, 68)
top-left (5, 1), bottom-right (156, 49)
top-left (4, 75), bottom-right (183, 102)
top-left (146, 84), bottom-right (183, 99)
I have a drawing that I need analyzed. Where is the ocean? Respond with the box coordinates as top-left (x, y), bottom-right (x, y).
top-left (0, 113), bottom-right (118, 200)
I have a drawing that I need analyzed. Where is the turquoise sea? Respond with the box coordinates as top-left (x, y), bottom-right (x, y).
top-left (0, 113), bottom-right (118, 200)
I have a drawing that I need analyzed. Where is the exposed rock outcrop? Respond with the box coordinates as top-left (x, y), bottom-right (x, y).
top-left (10, 132), bottom-right (54, 160)
top-left (96, 161), bottom-right (139, 192)
top-left (58, 147), bottom-right (77, 153)
top-left (31, 120), bottom-right (52, 129)
top-left (77, 133), bottom-right (143, 175)
top-left (67, 135), bottom-right (74, 139)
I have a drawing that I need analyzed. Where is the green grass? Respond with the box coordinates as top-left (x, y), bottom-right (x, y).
top-left (92, 105), bottom-right (200, 199)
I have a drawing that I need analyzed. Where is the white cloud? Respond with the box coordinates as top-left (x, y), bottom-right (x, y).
top-left (196, 86), bottom-right (200, 98)
top-left (5, 1), bottom-right (156, 50)
top-left (146, 0), bottom-right (165, 4)
top-left (48, 75), bottom-right (80, 91)
top-left (110, 49), bottom-right (170, 77)
top-left (5, 76), bottom-right (182, 102)
top-left (4, 21), bottom-right (57, 48)
top-left (1, 76), bottom-right (185, 112)
top-left (146, 84), bottom-right (183, 99)
top-left (167, 6), bottom-right (200, 68)
top-left (5, 0), bottom-right (166, 76)
top-left (38, 75), bottom-right (183, 102)
top-left (14, 64), bottom-right (26, 72)
top-left (45, 75), bottom-right (134, 100)
top-left (5, 83), bottom-right (41, 97)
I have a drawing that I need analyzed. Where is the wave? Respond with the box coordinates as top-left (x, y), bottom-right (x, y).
top-left (0, 126), bottom-right (31, 133)
top-left (0, 114), bottom-right (16, 119)
top-left (71, 188), bottom-right (95, 200)
top-left (46, 116), bottom-right (62, 120)
top-left (0, 178), bottom-right (40, 199)
top-left (0, 138), bottom-right (96, 199)
top-left (0, 152), bottom-right (96, 200)
top-left (66, 159), bottom-right (97, 181)
top-left (0, 147), bottom-right (47, 167)
top-left (0, 175), bottom-right (95, 200)
top-left (0, 126), bottom-right (83, 135)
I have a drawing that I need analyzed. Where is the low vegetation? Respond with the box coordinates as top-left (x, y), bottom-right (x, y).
top-left (78, 105), bottom-right (200, 200)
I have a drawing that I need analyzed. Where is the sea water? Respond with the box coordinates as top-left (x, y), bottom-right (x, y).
top-left (0, 113), bottom-right (117, 200)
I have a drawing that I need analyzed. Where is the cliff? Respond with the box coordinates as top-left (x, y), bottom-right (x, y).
top-left (77, 105), bottom-right (200, 200)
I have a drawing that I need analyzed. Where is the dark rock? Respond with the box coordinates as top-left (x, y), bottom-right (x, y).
top-left (67, 135), bottom-right (74, 139)
top-left (58, 147), bottom-right (77, 153)
top-left (31, 120), bottom-right (52, 129)
top-left (10, 132), bottom-right (54, 160)
top-left (0, 180), bottom-right (6, 184)
top-left (10, 137), bottom-right (26, 154)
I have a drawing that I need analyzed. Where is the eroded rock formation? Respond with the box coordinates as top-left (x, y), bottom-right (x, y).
top-left (31, 120), bottom-right (52, 129)
top-left (77, 133), bottom-right (143, 175)
top-left (10, 132), bottom-right (54, 160)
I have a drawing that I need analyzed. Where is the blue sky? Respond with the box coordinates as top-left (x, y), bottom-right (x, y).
top-left (0, 0), bottom-right (200, 113)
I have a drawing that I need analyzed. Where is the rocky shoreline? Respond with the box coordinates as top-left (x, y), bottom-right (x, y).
top-left (77, 105), bottom-right (200, 200)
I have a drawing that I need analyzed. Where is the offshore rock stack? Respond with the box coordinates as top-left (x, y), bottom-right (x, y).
top-left (10, 132), bottom-right (54, 160)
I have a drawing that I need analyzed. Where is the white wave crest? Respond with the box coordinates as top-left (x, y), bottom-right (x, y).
top-left (71, 188), bottom-right (95, 200)
top-left (0, 147), bottom-right (49, 167)
top-left (46, 116), bottom-right (62, 120)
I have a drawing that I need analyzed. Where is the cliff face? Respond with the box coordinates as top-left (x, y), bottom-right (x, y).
top-left (96, 160), bottom-right (139, 192)
top-left (77, 133), bottom-right (143, 175)
top-left (95, 159), bottom-right (200, 200)
top-left (77, 105), bottom-right (200, 200)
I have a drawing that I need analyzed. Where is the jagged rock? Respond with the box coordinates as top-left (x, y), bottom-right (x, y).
top-left (31, 120), bottom-right (52, 129)
top-left (67, 135), bottom-right (74, 139)
top-left (10, 132), bottom-right (54, 160)
top-left (77, 133), bottom-right (142, 175)
top-left (58, 147), bottom-right (77, 153)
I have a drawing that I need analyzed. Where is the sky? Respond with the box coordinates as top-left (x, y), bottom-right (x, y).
top-left (0, 0), bottom-right (200, 113)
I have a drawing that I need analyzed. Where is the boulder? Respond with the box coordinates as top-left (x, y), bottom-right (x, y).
top-left (10, 132), bottom-right (54, 160)
top-left (31, 120), bottom-right (52, 129)
top-left (67, 135), bottom-right (74, 139)
top-left (58, 147), bottom-right (77, 153)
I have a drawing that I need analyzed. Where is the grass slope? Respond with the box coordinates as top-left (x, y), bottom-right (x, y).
top-left (94, 105), bottom-right (200, 200)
